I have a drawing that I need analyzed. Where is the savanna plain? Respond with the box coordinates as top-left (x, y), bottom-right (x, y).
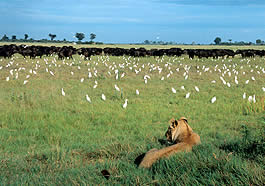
top-left (0, 44), bottom-right (264, 185)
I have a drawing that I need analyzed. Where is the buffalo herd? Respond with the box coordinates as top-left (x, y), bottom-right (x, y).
top-left (1, 44), bottom-right (265, 60)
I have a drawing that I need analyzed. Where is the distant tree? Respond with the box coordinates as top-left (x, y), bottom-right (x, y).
top-left (24, 34), bottom-right (29, 40)
top-left (48, 33), bottom-right (56, 41)
top-left (214, 37), bottom-right (222, 45)
top-left (75, 33), bottom-right (85, 41)
top-left (256, 39), bottom-right (262, 45)
top-left (144, 40), bottom-right (151, 44)
top-left (12, 35), bottom-right (17, 40)
top-left (1, 34), bottom-right (9, 41)
top-left (90, 33), bottom-right (96, 42)
top-left (228, 39), bottom-right (232, 43)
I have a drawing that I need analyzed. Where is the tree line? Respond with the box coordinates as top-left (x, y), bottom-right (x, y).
top-left (213, 37), bottom-right (265, 46)
top-left (0, 33), bottom-right (103, 44)
top-left (142, 38), bottom-right (265, 46)
top-left (0, 33), bottom-right (264, 45)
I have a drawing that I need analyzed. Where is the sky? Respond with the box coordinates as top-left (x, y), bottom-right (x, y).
top-left (0, 0), bottom-right (265, 44)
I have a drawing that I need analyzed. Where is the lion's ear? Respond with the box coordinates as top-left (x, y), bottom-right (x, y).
top-left (169, 118), bottom-right (175, 124)
top-left (179, 117), bottom-right (188, 123)
top-left (169, 118), bottom-right (178, 127)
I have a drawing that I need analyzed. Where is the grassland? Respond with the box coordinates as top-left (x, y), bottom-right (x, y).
top-left (0, 44), bottom-right (264, 185)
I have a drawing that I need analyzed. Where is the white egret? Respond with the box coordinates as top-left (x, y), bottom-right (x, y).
top-left (88, 72), bottom-right (92, 78)
top-left (211, 96), bottom-right (216, 103)
top-left (114, 84), bottom-right (120, 91)
top-left (185, 92), bottom-right (190, 99)
top-left (172, 88), bottom-right (176, 94)
top-left (102, 94), bottom-right (106, 101)
top-left (86, 95), bottom-right (91, 103)
top-left (194, 86), bottom-right (199, 92)
top-left (235, 78), bottom-right (239, 85)
top-left (50, 71), bottom-right (55, 76)
top-left (61, 88), bottom-right (65, 96)
top-left (243, 92), bottom-right (246, 99)
top-left (121, 73), bottom-right (125, 78)
top-left (123, 99), bottom-right (128, 109)
top-left (248, 96), bottom-right (253, 103)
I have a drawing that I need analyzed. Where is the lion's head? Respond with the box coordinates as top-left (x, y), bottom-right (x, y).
top-left (165, 117), bottom-right (192, 144)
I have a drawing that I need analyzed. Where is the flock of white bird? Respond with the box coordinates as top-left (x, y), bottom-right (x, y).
top-left (1, 54), bottom-right (265, 109)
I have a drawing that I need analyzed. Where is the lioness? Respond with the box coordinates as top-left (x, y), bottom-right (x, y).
top-left (139, 117), bottom-right (201, 168)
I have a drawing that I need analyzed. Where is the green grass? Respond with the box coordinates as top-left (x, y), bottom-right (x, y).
top-left (0, 49), bottom-right (264, 185)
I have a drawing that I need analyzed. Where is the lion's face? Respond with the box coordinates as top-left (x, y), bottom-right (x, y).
top-left (165, 117), bottom-right (189, 143)
top-left (165, 119), bottom-right (178, 143)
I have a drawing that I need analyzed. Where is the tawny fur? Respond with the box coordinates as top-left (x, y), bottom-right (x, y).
top-left (139, 117), bottom-right (201, 168)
